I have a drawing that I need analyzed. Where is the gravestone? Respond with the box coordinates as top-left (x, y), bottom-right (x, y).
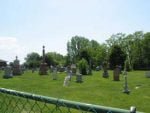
top-left (66, 65), bottom-right (72, 81)
top-left (52, 66), bottom-right (57, 80)
top-left (32, 68), bottom-right (35, 73)
top-left (145, 71), bottom-right (150, 78)
top-left (3, 65), bottom-right (13, 79)
top-left (71, 64), bottom-right (76, 75)
top-left (88, 59), bottom-right (92, 75)
top-left (96, 66), bottom-right (101, 71)
top-left (68, 70), bottom-right (72, 81)
top-left (76, 73), bottom-right (83, 83)
top-left (39, 46), bottom-right (48, 75)
top-left (12, 56), bottom-right (22, 75)
top-left (113, 65), bottom-right (120, 81)
top-left (63, 76), bottom-right (70, 86)
top-left (123, 70), bottom-right (130, 94)
top-left (102, 61), bottom-right (109, 78)
top-left (20, 65), bottom-right (25, 74)
top-left (50, 65), bottom-right (53, 73)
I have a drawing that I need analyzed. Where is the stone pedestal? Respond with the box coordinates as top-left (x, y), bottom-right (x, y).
top-left (103, 70), bottom-right (109, 78)
top-left (13, 65), bottom-right (22, 75)
top-left (39, 63), bottom-right (48, 75)
top-left (113, 66), bottom-right (120, 81)
top-left (39, 46), bottom-right (48, 75)
top-left (12, 56), bottom-right (22, 76)
top-left (3, 66), bottom-right (13, 79)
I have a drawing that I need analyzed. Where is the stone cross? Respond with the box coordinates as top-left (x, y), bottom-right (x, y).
top-left (123, 70), bottom-right (130, 94)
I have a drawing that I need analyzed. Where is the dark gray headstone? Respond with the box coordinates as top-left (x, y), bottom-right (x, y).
top-left (113, 66), bottom-right (120, 81)
top-left (102, 61), bottom-right (109, 78)
top-left (76, 73), bottom-right (83, 83)
top-left (3, 66), bottom-right (13, 79)
top-left (12, 56), bottom-right (22, 75)
top-left (52, 67), bottom-right (57, 80)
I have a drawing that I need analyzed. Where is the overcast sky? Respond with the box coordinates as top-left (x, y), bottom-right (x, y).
top-left (0, 0), bottom-right (150, 63)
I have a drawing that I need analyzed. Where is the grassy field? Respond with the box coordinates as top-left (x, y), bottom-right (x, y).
top-left (0, 70), bottom-right (149, 112)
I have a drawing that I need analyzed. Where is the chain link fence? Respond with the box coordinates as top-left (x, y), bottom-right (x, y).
top-left (0, 88), bottom-right (140, 113)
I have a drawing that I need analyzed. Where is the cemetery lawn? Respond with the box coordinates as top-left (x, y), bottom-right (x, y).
top-left (0, 70), bottom-right (150, 112)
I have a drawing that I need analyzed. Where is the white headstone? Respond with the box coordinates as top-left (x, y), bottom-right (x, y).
top-left (63, 76), bottom-right (70, 86)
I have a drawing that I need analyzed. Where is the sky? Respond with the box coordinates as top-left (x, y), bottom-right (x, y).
top-left (0, 0), bottom-right (150, 63)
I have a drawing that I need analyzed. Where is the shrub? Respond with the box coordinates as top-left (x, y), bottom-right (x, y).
top-left (78, 58), bottom-right (88, 75)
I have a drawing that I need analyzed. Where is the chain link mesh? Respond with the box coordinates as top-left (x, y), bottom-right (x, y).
top-left (0, 88), bottom-right (136, 113)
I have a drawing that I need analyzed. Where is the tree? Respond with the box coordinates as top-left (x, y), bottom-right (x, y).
top-left (121, 34), bottom-right (134, 71)
top-left (106, 31), bottom-right (145, 70)
top-left (143, 32), bottom-right (150, 69)
top-left (109, 45), bottom-right (126, 81)
top-left (89, 40), bottom-right (108, 68)
top-left (106, 33), bottom-right (126, 47)
top-left (25, 52), bottom-right (41, 68)
top-left (109, 45), bottom-right (126, 69)
top-left (78, 58), bottom-right (88, 75)
top-left (67, 36), bottom-right (90, 63)
top-left (45, 53), bottom-right (55, 66)
top-left (132, 31), bottom-right (144, 69)
top-left (67, 37), bottom-right (108, 71)
top-left (45, 52), bottom-right (65, 66)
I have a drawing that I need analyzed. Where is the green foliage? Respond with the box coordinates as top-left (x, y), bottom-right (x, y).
top-left (106, 31), bottom-right (150, 70)
top-left (24, 52), bottom-right (41, 68)
top-left (67, 36), bottom-right (108, 69)
top-left (67, 36), bottom-right (90, 63)
top-left (45, 52), bottom-right (65, 66)
top-left (142, 32), bottom-right (150, 69)
top-left (79, 49), bottom-right (90, 63)
top-left (78, 58), bottom-right (88, 75)
top-left (109, 45), bottom-right (126, 69)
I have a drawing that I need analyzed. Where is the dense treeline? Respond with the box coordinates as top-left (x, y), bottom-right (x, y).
top-left (106, 31), bottom-right (150, 70)
top-left (24, 31), bottom-right (150, 70)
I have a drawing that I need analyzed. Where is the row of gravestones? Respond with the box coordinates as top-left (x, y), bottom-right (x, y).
top-left (3, 56), bottom-right (23, 79)
top-left (50, 65), bottom-right (82, 82)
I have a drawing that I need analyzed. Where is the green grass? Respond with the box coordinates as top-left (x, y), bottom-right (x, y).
top-left (0, 70), bottom-right (150, 112)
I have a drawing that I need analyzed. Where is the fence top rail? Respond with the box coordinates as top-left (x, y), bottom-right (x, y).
top-left (0, 88), bottom-right (142, 113)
